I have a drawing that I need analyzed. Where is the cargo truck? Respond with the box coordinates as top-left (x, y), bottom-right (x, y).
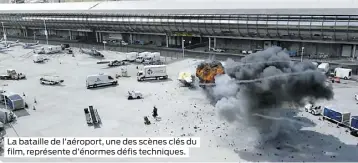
top-left (137, 65), bottom-right (168, 81)
top-left (124, 52), bottom-right (138, 62)
top-left (322, 107), bottom-right (351, 126)
top-left (143, 52), bottom-right (161, 65)
top-left (135, 52), bottom-right (150, 63)
top-left (350, 116), bottom-right (358, 136)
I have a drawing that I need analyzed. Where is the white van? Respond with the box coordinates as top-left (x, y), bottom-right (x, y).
top-left (86, 74), bottom-right (118, 89)
top-left (33, 54), bottom-right (46, 63)
top-left (318, 63), bottom-right (329, 74)
top-left (334, 68), bottom-right (352, 80)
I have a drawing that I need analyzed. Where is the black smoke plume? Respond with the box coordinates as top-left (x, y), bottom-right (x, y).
top-left (208, 46), bottom-right (334, 143)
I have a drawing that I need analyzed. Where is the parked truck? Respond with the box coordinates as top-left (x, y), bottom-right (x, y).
top-left (350, 116), bottom-right (358, 136)
top-left (322, 107), bottom-right (351, 126)
top-left (137, 65), bottom-right (168, 81)
top-left (334, 68), bottom-right (352, 80)
top-left (196, 61), bottom-right (225, 87)
top-left (0, 69), bottom-right (26, 80)
top-left (124, 52), bottom-right (138, 62)
top-left (143, 52), bottom-right (161, 65)
top-left (135, 52), bottom-right (150, 63)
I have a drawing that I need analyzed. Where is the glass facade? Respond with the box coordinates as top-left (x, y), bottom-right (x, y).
top-left (1, 13), bottom-right (358, 41)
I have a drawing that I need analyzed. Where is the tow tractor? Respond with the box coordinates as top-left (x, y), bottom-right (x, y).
top-left (0, 69), bottom-right (26, 80)
top-left (127, 91), bottom-right (143, 100)
top-left (108, 60), bottom-right (126, 67)
top-left (304, 103), bottom-right (322, 115)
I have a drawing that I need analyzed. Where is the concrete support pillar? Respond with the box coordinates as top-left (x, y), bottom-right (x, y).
top-left (130, 33), bottom-right (133, 44)
top-left (213, 37), bottom-right (217, 48)
top-left (99, 32), bottom-right (102, 43)
top-left (69, 30), bottom-right (72, 40)
top-left (208, 37), bottom-right (211, 50)
top-left (166, 35), bottom-right (169, 48)
top-left (353, 45), bottom-right (356, 59)
top-left (95, 32), bottom-right (99, 43)
top-left (199, 36), bottom-right (202, 43)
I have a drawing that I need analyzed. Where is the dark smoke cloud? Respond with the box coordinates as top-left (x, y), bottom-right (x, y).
top-left (208, 46), bottom-right (334, 143)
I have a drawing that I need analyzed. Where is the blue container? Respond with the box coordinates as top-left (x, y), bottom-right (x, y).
top-left (323, 107), bottom-right (343, 122)
top-left (351, 116), bottom-right (358, 130)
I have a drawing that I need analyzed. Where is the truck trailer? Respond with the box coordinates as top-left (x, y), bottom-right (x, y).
top-left (322, 107), bottom-right (351, 126)
top-left (137, 65), bottom-right (168, 81)
top-left (334, 68), bottom-right (352, 80)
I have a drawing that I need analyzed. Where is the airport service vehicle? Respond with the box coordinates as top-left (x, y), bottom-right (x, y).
top-left (60, 44), bottom-right (70, 50)
top-left (196, 61), bottom-right (225, 87)
top-left (143, 52), bottom-right (161, 65)
top-left (135, 52), bottom-right (150, 63)
top-left (80, 48), bottom-right (104, 58)
top-left (121, 41), bottom-right (128, 46)
top-left (127, 91), bottom-right (143, 100)
top-left (115, 67), bottom-right (129, 78)
top-left (322, 107), bottom-right (351, 126)
top-left (334, 68), bottom-right (352, 80)
top-left (137, 65), bottom-right (168, 81)
top-left (304, 103), bottom-right (322, 115)
top-left (40, 76), bottom-right (64, 85)
top-left (83, 108), bottom-right (92, 124)
top-left (33, 47), bottom-right (45, 54)
top-left (178, 72), bottom-right (195, 87)
top-left (85, 106), bottom-right (101, 124)
top-left (0, 108), bottom-right (16, 124)
top-left (45, 46), bottom-right (62, 54)
top-left (86, 73), bottom-right (117, 89)
top-left (0, 91), bottom-right (26, 110)
top-left (65, 48), bottom-right (73, 54)
top-left (350, 116), bottom-right (358, 135)
top-left (210, 48), bottom-right (225, 53)
top-left (312, 62), bottom-right (318, 67)
top-left (33, 54), bottom-right (47, 63)
top-left (0, 69), bottom-right (26, 80)
top-left (124, 52), bottom-right (138, 62)
top-left (108, 60), bottom-right (126, 67)
top-left (318, 63), bottom-right (330, 74)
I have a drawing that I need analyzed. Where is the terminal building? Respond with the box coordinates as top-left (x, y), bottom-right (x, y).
top-left (1, 0), bottom-right (358, 59)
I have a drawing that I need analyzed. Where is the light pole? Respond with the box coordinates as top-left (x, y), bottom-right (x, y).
top-left (1, 22), bottom-right (6, 45)
top-left (1, 84), bottom-right (8, 110)
top-left (300, 46), bottom-right (305, 62)
top-left (182, 39), bottom-right (185, 58)
top-left (43, 19), bottom-right (48, 45)
top-left (103, 41), bottom-right (107, 51)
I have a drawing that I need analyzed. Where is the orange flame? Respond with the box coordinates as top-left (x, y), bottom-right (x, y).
top-left (196, 62), bottom-right (225, 83)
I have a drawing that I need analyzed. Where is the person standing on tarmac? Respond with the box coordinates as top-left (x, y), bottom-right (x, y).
top-left (152, 106), bottom-right (158, 118)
